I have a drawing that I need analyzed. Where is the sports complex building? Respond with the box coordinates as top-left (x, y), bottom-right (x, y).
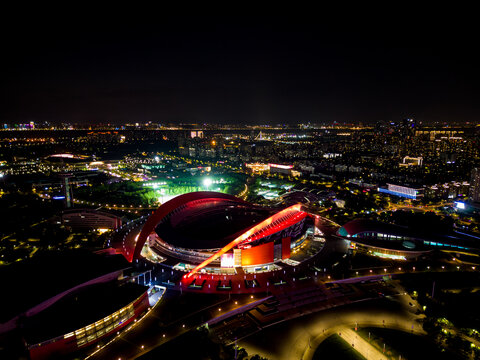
top-left (337, 219), bottom-right (480, 261)
top-left (0, 251), bottom-right (161, 360)
top-left (131, 192), bottom-right (321, 278)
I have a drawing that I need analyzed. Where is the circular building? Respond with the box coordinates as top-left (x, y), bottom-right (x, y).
top-left (336, 218), bottom-right (480, 261)
top-left (134, 192), bottom-right (315, 277)
top-left (0, 250), bottom-right (152, 360)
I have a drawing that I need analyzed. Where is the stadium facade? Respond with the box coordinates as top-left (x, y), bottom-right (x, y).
top-left (0, 252), bottom-right (151, 360)
top-left (337, 219), bottom-right (477, 260)
top-left (133, 192), bottom-right (315, 277)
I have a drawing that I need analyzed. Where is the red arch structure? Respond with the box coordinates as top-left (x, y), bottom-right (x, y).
top-left (184, 203), bottom-right (305, 278)
top-left (132, 192), bottom-right (248, 261)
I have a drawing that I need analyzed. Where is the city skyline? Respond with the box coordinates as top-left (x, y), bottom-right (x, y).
top-left (2, 12), bottom-right (480, 360)
top-left (1, 122), bottom-right (480, 359)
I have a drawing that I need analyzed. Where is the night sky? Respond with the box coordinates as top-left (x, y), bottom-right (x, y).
top-left (2, 15), bottom-right (479, 125)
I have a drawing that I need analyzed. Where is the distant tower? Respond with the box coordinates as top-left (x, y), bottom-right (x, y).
top-left (255, 131), bottom-right (264, 140)
top-left (59, 173), bottom-right (74, 208)
top-left (470, 168), bottom-right (480, 203)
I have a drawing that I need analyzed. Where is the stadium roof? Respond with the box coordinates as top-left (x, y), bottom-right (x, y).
top-left (338, 219), bottom-right (413, 238)
top-left (0, 250), bottom-right (130, 323)
top-left (23, 281), bottom-right (147, 345)
top-left (338, 218), bottom-right (480, 251)
top-left (134, 192), bottom-right (257, 259)
top-left (155, 201), bottom-right (272, 249)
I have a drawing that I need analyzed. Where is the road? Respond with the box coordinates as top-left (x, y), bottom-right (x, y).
top-left (238, 285), bottom-right (426, 360)
top-left (83, 291), bottom-right (263, 360)
top-left (104, 211), bottom-right (471, 360)
top-left (0, 218), bottom-right (49, 242)
top-left (377, 202), bottom-right (453, 215)
top-left (338, 328), bottom-right (388, 360)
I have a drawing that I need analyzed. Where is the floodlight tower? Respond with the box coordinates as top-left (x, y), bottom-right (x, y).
top-left (203, 177), bottom-right (213, 189)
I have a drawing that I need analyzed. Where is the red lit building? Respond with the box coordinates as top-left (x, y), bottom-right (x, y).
top-left (0, 251), bottom-right (150, 360)
top-left (268, 163), bottom-right (294, 175)
top-left (27, 283), bottom-right (149, 360)
top-left (133, 192), bottom-right (314, 277)
top-left (61, 208), bottom-right (123, 230)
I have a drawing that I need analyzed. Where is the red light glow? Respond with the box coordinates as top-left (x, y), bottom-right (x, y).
top-left (268, 163), bottom-right (294, 169)
top-left (185, 204), bottom-right (305, 278)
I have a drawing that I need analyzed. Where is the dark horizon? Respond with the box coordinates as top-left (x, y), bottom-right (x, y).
top-left (2, 16), bottom-right (480, 125)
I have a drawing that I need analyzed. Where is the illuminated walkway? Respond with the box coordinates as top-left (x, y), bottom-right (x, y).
top-left (239, 290), bottom-right (426, 360)
top-left (338, 328), bottom-right (388, 360)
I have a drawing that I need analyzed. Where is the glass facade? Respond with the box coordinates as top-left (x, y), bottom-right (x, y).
top-left (63, 303), bottom-right (136, 348)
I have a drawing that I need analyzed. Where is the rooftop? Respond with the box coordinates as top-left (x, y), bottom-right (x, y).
top-left (23, 281), bottom-right (148, 344)
top-left (155, 201), bottom-right (273, 249)
top-left (0, 250), bottom-right (130, 323)
top-left (338, 219), bottom-right (480, 251)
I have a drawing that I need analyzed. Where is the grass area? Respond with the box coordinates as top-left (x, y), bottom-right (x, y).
top-left (400, 272), bottom-right (480, 329)
top-left (357, 327), bottom-right (461, 360)
top-left (313, 334), bottom-right (366, 360)
top-left (137, 327), bottom-right (247, 360)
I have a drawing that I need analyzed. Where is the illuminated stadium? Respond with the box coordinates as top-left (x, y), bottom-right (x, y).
top-left (132, 192), bottom-right (319, 277)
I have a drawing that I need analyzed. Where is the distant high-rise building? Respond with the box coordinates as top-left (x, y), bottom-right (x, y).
top-left (400, 156), bottom-right (423, 167)
top-left (190, 130), bottom-right (204, 139)
top-left (378, 183), bottom-right (424, 200)
top-left (470, 168), bottom-right (480, 203)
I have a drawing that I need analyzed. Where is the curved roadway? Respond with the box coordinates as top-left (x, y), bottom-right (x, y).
top-left (239, 287), bottom-right (426, 360)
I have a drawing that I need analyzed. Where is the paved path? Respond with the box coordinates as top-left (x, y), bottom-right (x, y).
top-left (338, 328), bottom-right (388, 360)
top-left (84, 291), bottom-right (262, 360)
top-left (239, 291), bottom-right (426, 360)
